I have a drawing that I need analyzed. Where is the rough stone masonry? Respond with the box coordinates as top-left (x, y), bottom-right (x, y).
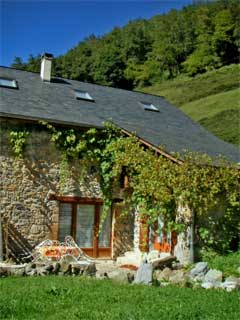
top-left (0, 118), bottom-right (135, 261)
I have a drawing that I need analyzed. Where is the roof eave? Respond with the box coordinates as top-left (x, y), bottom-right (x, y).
top-left (120, 127), bottom-right (183, 165)
top-left (0, 112), bottom-right (103, 129)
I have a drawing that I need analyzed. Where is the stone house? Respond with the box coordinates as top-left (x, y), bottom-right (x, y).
top-left (0, 54), bottom-right (239, 264)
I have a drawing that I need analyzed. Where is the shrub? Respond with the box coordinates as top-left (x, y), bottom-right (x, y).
top-left (201, 250), bottom-right (240, 277)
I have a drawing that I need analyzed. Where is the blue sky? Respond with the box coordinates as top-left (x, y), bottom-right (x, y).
top-left (0, 0), bottom-right (193, 66)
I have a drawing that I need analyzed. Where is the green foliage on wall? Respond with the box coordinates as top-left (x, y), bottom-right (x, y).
top-left (8, 121), bottom-right (239, 253)
top-left (36, 121), bottom-right (240, 253)
top-left (9, 129), bottom-right (29, 158)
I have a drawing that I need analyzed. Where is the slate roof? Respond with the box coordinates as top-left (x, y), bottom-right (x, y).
top-left (0, 66), bottom-right (239, 162)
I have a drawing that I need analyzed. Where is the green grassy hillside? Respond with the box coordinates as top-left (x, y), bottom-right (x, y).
top-left (200, 109), bottom-right (240, 146)
top-left (140, 64), bottom-right (240, 146)
top-left (181, 89), bottom-right (240, 146)
top-left (180, 88), bottom-right (240, 121)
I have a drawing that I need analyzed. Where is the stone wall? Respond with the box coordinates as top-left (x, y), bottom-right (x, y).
top-left (112, 203), bottom-right (135, 258)
top-left (173, 204), bottom-right (192, 265)
top-left (174, 199), bottom-right (229, 265)
top-left (0, 118), bottom-right (134, 261)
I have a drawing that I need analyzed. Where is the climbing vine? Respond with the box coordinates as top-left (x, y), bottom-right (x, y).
top-left (39, 120), bottom-right (122, 213)
top-left (9, 121), bottom-right (239, 253)
top-left (9, 129), bottom-right (29, 158)
top-left (101, 135), bottom-right (239, 253)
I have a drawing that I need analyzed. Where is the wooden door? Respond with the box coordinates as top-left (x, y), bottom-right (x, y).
top-left (152, 218), bottom-right (177, 255)
top-left (58, 200), bottom-right (112, 258)
top-left (139, 216), bottom-right (177, 255)
top-left (98, 207), bottom-right (112, 258)
top-left (76, 204), bottom-right (112, 258)
top-left (76, 204), bottom-right (95, 257)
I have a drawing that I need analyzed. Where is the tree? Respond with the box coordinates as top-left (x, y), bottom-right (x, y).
top-left (92, 29), bottom-right (130, 88)
top-left (11, 57), bottom-right (25, 70)
top-left (213, 9), bottom-right (239, 65)
top-left (25, 54), bottom-right (41, 73)
top-left (10, 0), bottom-right (239, 86)
top-left (183, 5), bottom-right (221, 75)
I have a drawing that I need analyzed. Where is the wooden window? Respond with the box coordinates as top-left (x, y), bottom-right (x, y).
top-left (76, 204), bottom-right (95, 248)
top-left (139, 216), bottom-right (177, 255)
top-left (53, 196), bottom-right (112, 258)
top-left (58, 203), bottom-right (72, 242)
top-left (0, 78), bottom-right (18, 89)
top-left (74, 90), bottom-right (94, 102)
top-left (99, 208), bottom-right (111, 248)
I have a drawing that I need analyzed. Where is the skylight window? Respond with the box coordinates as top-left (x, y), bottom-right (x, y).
top-left (140, 102), bottom-right (159, 112)
top-left (74, 90), bottom-right (94, 102)
top-left (0, 78), bottom-right (18, 89)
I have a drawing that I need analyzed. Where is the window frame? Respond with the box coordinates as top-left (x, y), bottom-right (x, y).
top-left (140, 101), bottom-right (159, 112)
top-left (74, 89), bottom-right (94, 102)
top-left (51, 196), bottom-right (112, 258)
top-left (0, 77), bottom-right (18, 89)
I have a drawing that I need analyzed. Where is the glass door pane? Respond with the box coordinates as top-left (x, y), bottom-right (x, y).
top-left (59, 203), bottom-right (72, 242)
top-left (99, 209), bottom-right (111, 248)
top-left (76, 204), bottom-right (95, 248)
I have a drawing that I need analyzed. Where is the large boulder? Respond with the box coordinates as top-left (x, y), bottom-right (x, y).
top-left (168, 270), bottom-right (188, 285)
top-left (221, 276), bottom-right (240, 292)
top-left (203, 269), bottom-right (223, 283)
top-left (107, 269), bottom-right (132, 283)
top-left (200, 269), bottom-right (223, 290)
top-left (154, 267), bottom-right (172, 282)
top-left (134, 262), bottom-right (153, 285)
top-left (189, 262), bottom-right (209, 280)
top-left (201, 281), bottom-right (222, 290)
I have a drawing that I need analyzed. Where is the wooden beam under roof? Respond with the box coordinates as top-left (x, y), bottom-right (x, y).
top-left (120, 128), bottom-right (183, 165)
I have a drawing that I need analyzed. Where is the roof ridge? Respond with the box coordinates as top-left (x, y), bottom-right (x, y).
top-left (0, 66), bottom-right (166, 99)
top-left (0, 65), bottom-right (40, 75)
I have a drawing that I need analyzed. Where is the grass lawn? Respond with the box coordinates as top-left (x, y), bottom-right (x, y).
top-left (0, 277), bottom-right (239, 320)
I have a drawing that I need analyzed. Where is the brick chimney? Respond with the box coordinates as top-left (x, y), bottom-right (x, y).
top-left (40, 53), bottom-right (53, 82)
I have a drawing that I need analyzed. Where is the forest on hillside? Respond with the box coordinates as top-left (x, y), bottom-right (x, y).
top-left (12, 0), bottom-right (239, 90)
